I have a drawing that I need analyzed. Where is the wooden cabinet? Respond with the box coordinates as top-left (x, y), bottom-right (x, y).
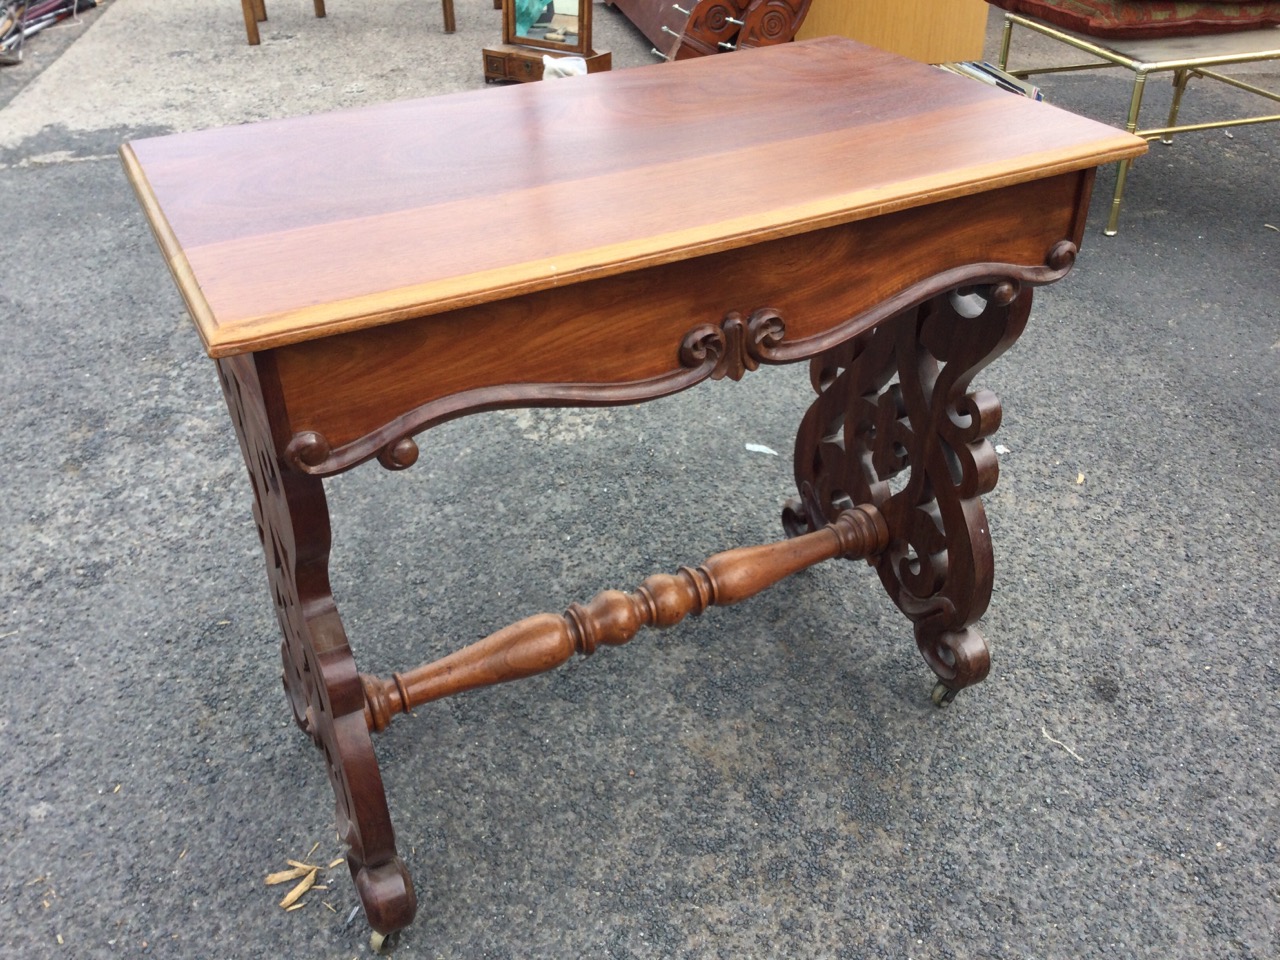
top-left (483, 44), bottom-right (611, 82)
top-left (796, 0), bottom-right (990, 64)
top-left (485, 0), bottom-right (611, 82)
top-left (607, 0), bottom-right (811, 59)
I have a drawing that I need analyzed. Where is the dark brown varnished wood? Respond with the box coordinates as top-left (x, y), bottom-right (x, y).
top-left (120, 40), bottom-right (1147, 940)
top-left (780, 269), bottom-right (1053, 697)
top-left (609, 0), bottom-right (808, 58)
top-left (737, 0), bottom-right (812, 49)
top-left (361, 505), bottom-right (888, 731)
top-left (481, 43), bottom-right (612, 83)
top-left (605, 0), bottom-right (719, 58)
top-left (269, 174), bottom-right (1093, 475)
top-left (214, 353), bottom-right (416, 934)
top-left (673, 0), bottom-right (753, 58)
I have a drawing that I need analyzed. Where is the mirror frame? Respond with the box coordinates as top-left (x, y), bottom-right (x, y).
top-left (503, 0), bottom-right (591, 56)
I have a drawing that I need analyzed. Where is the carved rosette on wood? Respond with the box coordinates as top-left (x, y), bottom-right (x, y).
top-left (609, 0), bottom-right (807, 60)
top-left (673, 0), bottom-right (750, 59)
top-left (215, 354), bottom-right (417, 935)
top-left (737, 0), bottom-right (812, 49)
top-left (782, 277), bottom-right (1041, 697)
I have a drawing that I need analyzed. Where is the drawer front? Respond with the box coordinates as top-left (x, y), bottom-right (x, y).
top-left (508, 54), bottom-right (543, 81)
top-left (483, 53), bottom-right (507, 80)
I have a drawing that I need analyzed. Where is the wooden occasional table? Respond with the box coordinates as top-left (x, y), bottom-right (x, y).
top-left (121, 39), bottom-right (1144, 940)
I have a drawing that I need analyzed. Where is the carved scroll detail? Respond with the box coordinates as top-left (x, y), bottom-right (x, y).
top-left (679, 309), bottom-right (787, 381)
top-left (361, 505), bottom-right (888, 732)
top-left (284, 348), bottom-right (727, 477)
top-left (783, 253), bottom-right (1073, 695)
top-left (286, 245), bottom-right (1077, 479)
top-left (679, 0), bottom-right (747, 55)
top-left (216, 354), bottom-right (416, 935)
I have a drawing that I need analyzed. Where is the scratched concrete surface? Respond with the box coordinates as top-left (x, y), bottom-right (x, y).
top-left (1, 2), bottom-right (1278, 958)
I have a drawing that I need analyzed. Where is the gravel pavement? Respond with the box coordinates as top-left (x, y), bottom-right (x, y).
top-left (1, 3), bottom-right (1278, 958)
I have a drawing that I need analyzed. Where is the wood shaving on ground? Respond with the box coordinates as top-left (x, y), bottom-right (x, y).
top-left (279, 869), bottom-right (318, 909)
top-left (268, 851), bottom-right (347, 912)
top-left (265, 865), bottom-right (312, 885)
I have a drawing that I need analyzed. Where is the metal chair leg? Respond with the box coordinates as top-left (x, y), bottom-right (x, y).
top-left (1164, 69), bottom-right (1192, 144)
top-left (1105, 71), bottom-right (1149, 236)
top-left (998, 14), bottom-right (1014, 70)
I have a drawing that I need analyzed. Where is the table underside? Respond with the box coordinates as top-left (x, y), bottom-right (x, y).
top-left (208, 171), bottom-right (1092, 937)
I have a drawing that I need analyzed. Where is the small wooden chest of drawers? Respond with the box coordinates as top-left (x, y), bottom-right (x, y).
top-left (482, 43), bottom-right (611, 83)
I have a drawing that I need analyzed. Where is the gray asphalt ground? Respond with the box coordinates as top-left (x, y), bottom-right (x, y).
top-left (2, 2), bottom-right (1278, 958)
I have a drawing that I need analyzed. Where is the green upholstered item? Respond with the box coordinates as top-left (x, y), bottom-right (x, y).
top-left (987, 0), bottom-right (1280, 39)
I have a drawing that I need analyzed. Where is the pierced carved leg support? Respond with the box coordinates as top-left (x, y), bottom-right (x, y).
top-left (361, 506), bottom-right (888, 731)
top-left (212, 349), bottom-right (887, 934)
top-left (784, 280), bottom-right (1034, 702)
top-left (216, 355), bottom-right (417, 936)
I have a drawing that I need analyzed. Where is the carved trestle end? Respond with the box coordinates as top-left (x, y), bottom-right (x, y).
top-left (784, 270), bottom-right (1052, 699)
top-left (361, 505), bottom-right (887, 732)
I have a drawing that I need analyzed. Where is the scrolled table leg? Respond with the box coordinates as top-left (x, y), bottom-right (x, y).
top-left (216, 354), bottom-right (417, 935)
top-left (788, 280), bottom-right (1034, 701)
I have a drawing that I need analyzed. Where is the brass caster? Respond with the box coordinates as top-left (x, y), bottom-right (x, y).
top-left (370, 930), bottom-right (399, 954)
top-left (930, 681), bottom-right (958, 708)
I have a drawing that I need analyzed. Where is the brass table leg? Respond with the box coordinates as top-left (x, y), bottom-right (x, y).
top-left (1106, 71), bottom-right (1149, 236)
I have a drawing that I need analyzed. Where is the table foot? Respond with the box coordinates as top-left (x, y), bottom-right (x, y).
top-left (786, 279), bottom-right (1035, 697)
top-left (216, 355), bottom-right (418, 936)
top-left (930, 679), bottom-right (959, 708)
top-left (370, 929), bottom-right (400, 954)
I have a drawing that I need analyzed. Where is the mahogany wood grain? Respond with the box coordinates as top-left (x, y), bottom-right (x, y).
top-left (214, 352), bottom-right (416, 932)
top-left (120, 38), bottom-right (1144, 358)
top-left (738, 0), bottom-right (812, 50)
top-left (609, 0), bottom-right (807, 58)
top-left (362, 506), bottom-right (888, 731)
top-left (269, 173), bottom-right (1091, 465)
top-left (606, 0), bottom-right (695, 56)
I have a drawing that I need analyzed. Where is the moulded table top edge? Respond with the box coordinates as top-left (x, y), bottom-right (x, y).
top-left (122, 38), bottom-right (1147, 358)
top-left (147, 135), bottom-right (1145, 359)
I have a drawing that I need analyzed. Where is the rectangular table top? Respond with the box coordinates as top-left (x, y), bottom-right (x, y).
top-left (121, 37), bottom-right (1145, 358)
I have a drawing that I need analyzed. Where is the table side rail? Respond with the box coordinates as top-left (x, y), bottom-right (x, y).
top-left (268, 172), bottom-right (1094, 476)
